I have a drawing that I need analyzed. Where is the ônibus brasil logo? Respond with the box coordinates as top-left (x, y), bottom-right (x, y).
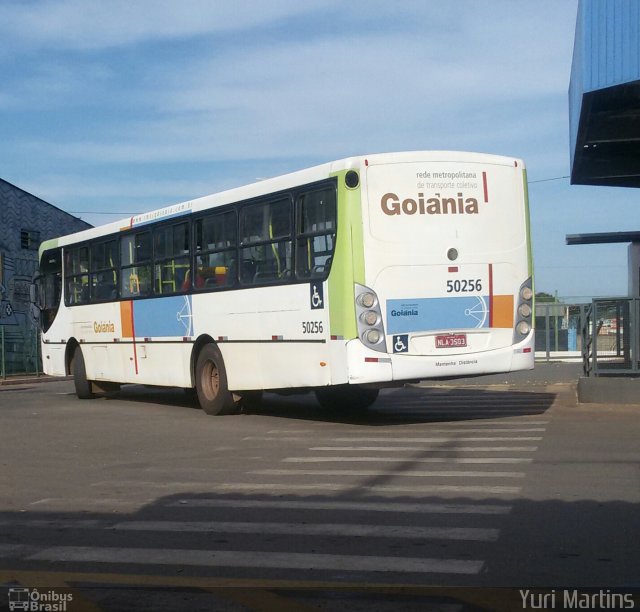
top-left (8, 588), bottom-right (73, 611)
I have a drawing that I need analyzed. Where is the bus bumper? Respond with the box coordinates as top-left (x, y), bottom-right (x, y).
top-left (346, 332), bottom-right (535, 385)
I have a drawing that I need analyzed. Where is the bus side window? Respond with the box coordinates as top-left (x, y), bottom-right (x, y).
top-left (195, 210), bottom-right (237, 290)
top-left (90, 240), bottom-right (118, 302)
top-left (120, 232), bottom-right (152, 298)
top-left (239, 198), bottom-right (292, 285)
top-left (64, 245), bottom-right (90, 305)
top-left (295, 187), bottom-right (336, 280)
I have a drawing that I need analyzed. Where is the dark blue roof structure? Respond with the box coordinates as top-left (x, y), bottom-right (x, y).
top-left (569, 0), bottom-right (640, 187)
top-left (566, 231), bottom-right (640, 245)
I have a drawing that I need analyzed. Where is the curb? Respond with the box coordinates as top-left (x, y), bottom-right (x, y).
top-left (0, 375), bottom-right (72, 387)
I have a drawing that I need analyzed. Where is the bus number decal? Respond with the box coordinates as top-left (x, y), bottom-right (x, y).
top-left (446, 279), bottom-right (482, 293)
top-left (302, 321), bottom-right (324, 334)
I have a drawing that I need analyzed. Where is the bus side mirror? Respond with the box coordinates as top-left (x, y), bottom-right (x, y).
top-left (30, 283), bottom-right (37, 304)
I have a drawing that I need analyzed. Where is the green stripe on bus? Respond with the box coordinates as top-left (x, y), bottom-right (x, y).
top-left (522, 169), bottom-right (534, 279)
top-left (39, 238), bottom-right (60, 260)
top-left (328, 170), bottom-right (366, 340)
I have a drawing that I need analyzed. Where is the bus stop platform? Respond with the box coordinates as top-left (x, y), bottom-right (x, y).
top-left (413, 362), bottom-right (583, 388)
top-left (578, 375), bottom-right (640, 405)
top-left (414, 362), bottom-right (640, 406)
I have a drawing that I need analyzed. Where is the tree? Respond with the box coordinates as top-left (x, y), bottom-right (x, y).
top-left (535, 291), bottom-right (559, 303)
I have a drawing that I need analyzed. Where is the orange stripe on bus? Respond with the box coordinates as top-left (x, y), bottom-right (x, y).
top-left (120, 301), bottom-right (134, 337)
top-left (492, 295), bottom-right (514, 328)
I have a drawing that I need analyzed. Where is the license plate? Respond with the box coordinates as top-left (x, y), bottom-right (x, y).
top-left (435, 334), bottom-right (467, 348)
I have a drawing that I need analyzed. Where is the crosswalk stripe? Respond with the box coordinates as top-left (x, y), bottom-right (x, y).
top-left (267, 430), bottom-right (314, 434)
top-left (332, 437), bottom-right (543, 442)
top-left (309, 446), bottom-right (538, 452)
top-left (165, 498), bottom-right (512, 515)
top-left (244, 436), bottom-right (543, 442)
top-left (287, 422), bottom-right (549, 429)
top-left (319, 428), bottom-right (546, 433)
top-left (252, 469), bottom-right (525, 478)
top-left (389, 401), bottom-right (548, 406)
top-left (401, 420), bottom-right (550, 425)
top-left (207, 483), bottom-right (521, 494)
top-left (393, 396), bottom-right (547, 401)
top-left (413, 428), bottom-right (544, 433)
top-left (376, 409), bottom-right (547, 413)
top-left (382, 397), bottom-right (548, 402)
top-left (113, 521), bottom-right (499, 541)
top-left (27, 546), bottom-right (484, 575)
top-left (0, 544), bottom-right (23, 558)
top-left (282, 457), bottom-right (532, 464)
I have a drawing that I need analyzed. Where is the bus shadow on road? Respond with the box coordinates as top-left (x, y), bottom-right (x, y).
top-left (244, 385), bottom-right (557, 425)
top-left (93, 382), bottom-right (557, 426)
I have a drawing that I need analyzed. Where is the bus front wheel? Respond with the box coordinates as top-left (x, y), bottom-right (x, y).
top-left (195, 344), bottom-right (237, 416)
top-left (315, 385), bottom-right (379, 412)
top-left (71, 347), bottom-right (95, 400)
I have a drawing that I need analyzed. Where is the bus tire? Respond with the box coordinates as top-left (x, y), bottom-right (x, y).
top-left (195, 344), bottom-right (236, 415)
top-left (315, 385), bottom-right (379, 412)
top-left (72, 347), bottom-right (95, 400)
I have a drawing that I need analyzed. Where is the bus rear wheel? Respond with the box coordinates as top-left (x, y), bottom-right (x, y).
top-left (195, 344), bottom-right (237, 416)
top-left (315, 385), bottom-right (379, 412)
top-left (71, 346), bottom-right (95, 400)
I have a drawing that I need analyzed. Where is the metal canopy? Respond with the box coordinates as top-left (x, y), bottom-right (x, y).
top-left (566, 231), bottom-right (640, 245)
top-left (569, 1), bottom-right (640, 187)
top-left (571, 82), bottom-right (640, 187)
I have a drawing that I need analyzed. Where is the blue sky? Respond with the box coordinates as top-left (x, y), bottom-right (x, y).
top-left (1, 0), bottom-right (637, 301)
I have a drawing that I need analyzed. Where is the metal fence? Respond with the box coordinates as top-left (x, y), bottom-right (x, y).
top-left (581, 298), bottom-right (640, 377)
top-left (535, 302), bottom-right (587, 362)
top-left (0, 324), bottom-right (41, 379)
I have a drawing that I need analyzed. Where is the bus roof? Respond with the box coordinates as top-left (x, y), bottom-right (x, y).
top-left (42, 151), bottom-right (524, 251)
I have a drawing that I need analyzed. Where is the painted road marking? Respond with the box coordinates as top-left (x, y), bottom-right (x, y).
top-left (27, 546), bottom-right (484, 575)
top-left (206, 483), bottom-right (521, 494)
top-left (310, 446), bottom-right (538, 452)
top-left (331, 437), bottom-right (543, 442)
top-left (252, 469), bottom-right (526, 479)
top-left (282, 456), bottom-right (533, 464)
top-left (243, 436), bottom-right (543, 442)
top-left (165, 498), bottom-right (512, 515)
top-left (113, 521), bottom-right (499, 542)
top-left (0, 544), bottom-right (24, 558)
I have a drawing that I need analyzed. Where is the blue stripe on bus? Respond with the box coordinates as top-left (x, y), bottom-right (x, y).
top-left (386, 296), bottom-right (490, 333)
top-left (133, 295), bottom-right (193, 337)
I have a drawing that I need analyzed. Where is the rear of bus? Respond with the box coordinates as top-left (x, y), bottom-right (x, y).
top-left (346, 151), bottom-right (534, 384)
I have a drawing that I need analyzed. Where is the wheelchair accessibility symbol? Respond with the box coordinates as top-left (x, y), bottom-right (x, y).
top-left (393, 334), bottom-right (409, 353)
top-left (310, 283), bottom-right (324, 309)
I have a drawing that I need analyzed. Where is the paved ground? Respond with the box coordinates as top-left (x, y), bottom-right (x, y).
top-left (0, 364), bottom-right (638, 611)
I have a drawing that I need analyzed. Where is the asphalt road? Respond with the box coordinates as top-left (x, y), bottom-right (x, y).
top-left (0, 365), bottom-right (639, 611)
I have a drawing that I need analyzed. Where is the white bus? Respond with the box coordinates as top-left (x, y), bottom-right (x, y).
top-left (35, 151), bottom-right (534, 415)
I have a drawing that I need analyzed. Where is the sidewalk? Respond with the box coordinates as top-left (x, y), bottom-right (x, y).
top-left (413, 362), bottom-right (583, 387)
top-left (0, 374), bottom-right (71, 387)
